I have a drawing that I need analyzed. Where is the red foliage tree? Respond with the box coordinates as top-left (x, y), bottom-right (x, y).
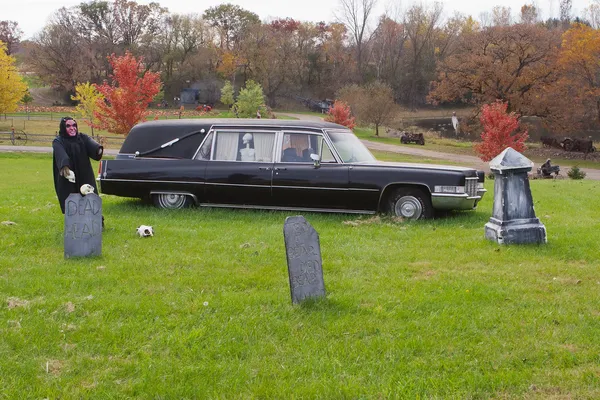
top-left (269, 18), bottom-right (301, 32)
top-left (474, 100), bottom-right (528, 161)
top-left (94, 51), bottom-right (161, 135)
top-left (324, 100), bottom-right (356, 129)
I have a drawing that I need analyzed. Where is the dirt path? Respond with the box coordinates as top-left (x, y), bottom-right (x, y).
top-left (275, 112), bottom-right (325, 122)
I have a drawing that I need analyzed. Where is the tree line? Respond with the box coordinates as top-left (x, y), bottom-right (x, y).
top-left (3, 0), bottom-right (600, 133)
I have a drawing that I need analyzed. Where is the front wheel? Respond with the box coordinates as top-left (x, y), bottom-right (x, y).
top-left (152, 193), bottom-right (193, 210)
top-left (388, 188), bottom-right (433, 220)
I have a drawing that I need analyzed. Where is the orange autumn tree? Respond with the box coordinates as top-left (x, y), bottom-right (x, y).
top-left (428, 24), bottom-right (559, 116)
top-left (557, 23), bottom-right (600, 124)
top-left (216, 50), bottom-right (246, 79)
top-left (324, 100), bottom-right (356, 129)
top-left (474, 100), bottom-right (528, 161)
top-left (94, 52), bottom-right (161, 135)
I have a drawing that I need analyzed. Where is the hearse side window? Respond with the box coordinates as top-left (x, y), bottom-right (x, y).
top-left (281, 132), bottom-right (336, 163)
top-left (212, 131), bottom-right (276, 162)
top-left (195, 132), bottom-right (214, 160)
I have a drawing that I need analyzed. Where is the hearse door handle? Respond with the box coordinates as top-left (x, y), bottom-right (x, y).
top-left (259, 167), bottom-right (272, 171)
top-left (274, 167), bottom-right (287, 171)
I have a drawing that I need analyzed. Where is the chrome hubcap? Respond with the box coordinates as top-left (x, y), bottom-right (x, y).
top-left (394, 196), bottom-right (423, 219)
top-left (158, 194), bottom-right (186, 209)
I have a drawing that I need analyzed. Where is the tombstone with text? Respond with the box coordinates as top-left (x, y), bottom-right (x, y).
top-left (283, 216), bottom-right (325, 304)
top-left (64, 193), bottom-right (102, 258)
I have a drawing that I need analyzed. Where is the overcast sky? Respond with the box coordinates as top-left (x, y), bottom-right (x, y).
top-left (1, 0), bottom-right (593, 40)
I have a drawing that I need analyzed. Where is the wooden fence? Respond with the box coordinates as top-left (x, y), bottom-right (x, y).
top-left (0, 131), bottom-right (125, 147)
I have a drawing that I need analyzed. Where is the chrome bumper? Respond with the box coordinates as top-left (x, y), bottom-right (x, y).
top-left (431, 188), bottom-right (487, 210)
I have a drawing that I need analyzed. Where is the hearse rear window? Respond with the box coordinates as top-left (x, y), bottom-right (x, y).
top-left (211, 131), bottom-right (276, 162)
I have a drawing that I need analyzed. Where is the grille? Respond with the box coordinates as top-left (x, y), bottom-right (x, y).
top-left (465, 177), bottom-right (478, 197)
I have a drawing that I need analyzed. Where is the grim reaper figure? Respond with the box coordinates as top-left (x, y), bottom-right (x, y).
top-left (52, 117), bottom-right (103, 214)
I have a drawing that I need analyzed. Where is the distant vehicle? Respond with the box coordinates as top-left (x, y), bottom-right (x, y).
top-left (540, 135), bottom-right (596, 154)
top-left (310, 99), bottom-right (334, 113)
top-left (98, 119), bottom-right (486, 219)
top-left (296, 96), bottom-right (334, 113)
top-left (400, 132), bottom-right (425, 145)
top-left (560, 137), bottom-right (595, 154)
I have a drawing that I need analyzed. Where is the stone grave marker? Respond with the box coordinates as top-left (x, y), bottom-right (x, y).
top-left (283, 216), bottom-right (325, 303)
top-left (484, 147), bottom-right (547, 245)
top-left (64, 193), bottom-right (102, 258)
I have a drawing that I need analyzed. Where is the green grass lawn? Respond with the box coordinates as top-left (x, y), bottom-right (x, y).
top-left (1, 153), bottom-right (600, 398)
top-left (371, 150), bottom-right (472, 166)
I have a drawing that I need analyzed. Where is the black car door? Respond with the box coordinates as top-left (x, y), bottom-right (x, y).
top-left (203, 130), bottom-right (276, 206)
top-left (271, 131), bottom-right (350, 210)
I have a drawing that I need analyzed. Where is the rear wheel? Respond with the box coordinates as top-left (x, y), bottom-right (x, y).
top-left (388, 188), bottom-right (433, 220)
top-left (152, 193), bottom-right (193, 210)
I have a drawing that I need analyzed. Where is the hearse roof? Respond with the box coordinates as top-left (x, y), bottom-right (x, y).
top-left (131, 118), bottom-right (344, 131)
top-left (119, 118), bottom-right (346, 158)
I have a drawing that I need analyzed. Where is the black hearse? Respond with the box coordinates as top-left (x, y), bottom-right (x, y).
top-left (97, 119), bottom-right (486, 219)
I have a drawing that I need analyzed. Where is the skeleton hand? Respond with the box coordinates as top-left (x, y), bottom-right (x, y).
top-left (66, 170), bottom-right (76, 183)
top-left (61, 166), bottom-right (76, 183)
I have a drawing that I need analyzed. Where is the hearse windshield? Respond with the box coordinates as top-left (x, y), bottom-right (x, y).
top-left (327, 129), bottom-right (376, 163)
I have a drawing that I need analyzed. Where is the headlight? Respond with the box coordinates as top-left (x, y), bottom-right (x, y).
top-left (434, 185), bottom-right (465, 194)
top-left (478, 182), bottom-right (485, 189)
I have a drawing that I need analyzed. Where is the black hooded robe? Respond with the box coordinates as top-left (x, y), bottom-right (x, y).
top-left (52, 119), bottom-right (103, 214)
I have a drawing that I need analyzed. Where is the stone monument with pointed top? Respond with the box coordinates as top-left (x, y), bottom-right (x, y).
top-left (484, 147), bottom-right (547, 245)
